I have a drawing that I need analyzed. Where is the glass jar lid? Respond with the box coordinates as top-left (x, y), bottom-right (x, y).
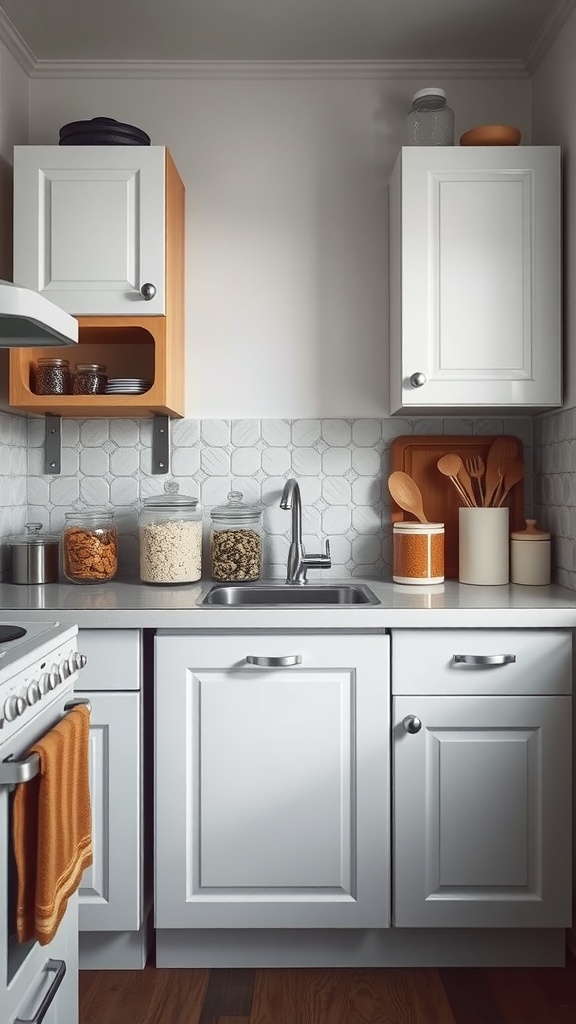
top-left (37, 357), bottom-right (70, 367)
top-left (9, 522), bottom-right (59, 546)
top-left (75, 363), bottom-right (106, 372)
top-left (412, 86), bottom-right (446, 103)
top-left (64, 509), bottom-right (116, 523)
top-left (142, 480), bottom-right (199, 510)
top-left (210, 490), bottom-right (262, 523)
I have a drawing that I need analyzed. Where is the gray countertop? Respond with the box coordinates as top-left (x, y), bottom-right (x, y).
top-left (0, 578), bottom-right (575, 629)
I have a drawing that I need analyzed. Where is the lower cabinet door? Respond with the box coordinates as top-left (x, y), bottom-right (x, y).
top-left (393, 695), bottom-right (571, 927)
top-left (79, 691), bottom-right (142, 931)
top-left (155, 633), bottom-right (390, 928)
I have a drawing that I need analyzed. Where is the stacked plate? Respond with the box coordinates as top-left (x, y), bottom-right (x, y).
top-left (105, 378), bottom-right (152, 395)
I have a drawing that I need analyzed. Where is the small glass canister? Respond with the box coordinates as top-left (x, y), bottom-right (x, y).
top-left (406, 86), bottom-right (454, 146)
top-left (62, 509), bottom-right (118, 583)
top-left (210, 491), bottom-right (263, 581)
top-left (511, 519), bottom-right (551, 585)
top-left (139, 481), bottom-right (202, 584)
top-left (72, 362), bottom-right (107, 395)
top-left (393, 522), bottom-right (444, 585)
top-left (34, 357), bottom-right (71, 395)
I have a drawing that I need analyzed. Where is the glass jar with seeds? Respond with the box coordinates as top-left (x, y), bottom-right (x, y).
top-left (139, 481), bottom-right (202, 584)
top-left (210, 490), bottom-right (263, 582)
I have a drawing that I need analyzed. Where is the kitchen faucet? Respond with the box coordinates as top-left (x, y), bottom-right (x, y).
top-left (280, 478), bottom-right (331, 584)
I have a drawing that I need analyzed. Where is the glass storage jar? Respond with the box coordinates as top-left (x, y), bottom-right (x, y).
top-left (72, 362), bottom-right (107, 395)
top-left (210, 490), bottom-right (263, 581)
top-left (34, 357), bottom-right (71, 395)
top-left (406, 87), bottom-right (454, 146)
top-left (139, 481), bottom-right (202, 584)
top-left (62, 509), bottom-right (118, 583)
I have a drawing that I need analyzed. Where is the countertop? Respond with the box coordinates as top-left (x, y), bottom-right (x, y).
top-left (0, 578), bottom-right (575, 630)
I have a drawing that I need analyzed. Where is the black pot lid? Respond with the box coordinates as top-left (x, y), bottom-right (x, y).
top-left (59, 117), bottom-right (150, 145)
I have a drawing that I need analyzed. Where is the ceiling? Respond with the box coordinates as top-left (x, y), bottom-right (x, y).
top-left (0, 0), bottom-right (569, 64)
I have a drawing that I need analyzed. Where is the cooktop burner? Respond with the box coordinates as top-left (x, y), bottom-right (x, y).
top-left (0, 625), bottom-right (27, 643)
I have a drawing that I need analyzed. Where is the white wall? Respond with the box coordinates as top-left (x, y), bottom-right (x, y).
top-left (532, 6), bottom-right (576, 412)
top-left (28, 75), bottom-right (530, 418)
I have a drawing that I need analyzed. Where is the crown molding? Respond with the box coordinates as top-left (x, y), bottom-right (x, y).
top-left (0, 7), bottom-right (35, 75)
top-left (25, 57), bottom-right (528, 81)
top-left (526, 0), bottom-right (576, 73)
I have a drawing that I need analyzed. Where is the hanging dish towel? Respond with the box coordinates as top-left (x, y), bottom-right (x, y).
top-left (13, 704), bottom-right (93, 945)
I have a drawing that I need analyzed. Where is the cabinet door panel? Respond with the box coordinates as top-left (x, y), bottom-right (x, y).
top-left (393, 695), bottom-right (571, 927)
top-left (79, 691), bottom-right (142, 931)
top-left (155, 633), bottom-right (390, 929)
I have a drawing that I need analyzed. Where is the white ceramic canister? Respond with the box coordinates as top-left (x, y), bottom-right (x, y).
top-left (459, 507), bottom-right (509, 585)
top-left (393, 522), bottom-right (445, 585)
top-left (510, 519), bottom-right (551, 585)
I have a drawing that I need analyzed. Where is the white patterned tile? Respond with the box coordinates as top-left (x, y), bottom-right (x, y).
top-left (410, 418), bottom-right (442, 436)
top-left (80, 420), bottom-right (109, 447)
top-left (292, 419), bottom-right (321, 447)
top-left (262, 420), bottom-right (290, 447)
top-left (231, 448), bottom-right (261, 476)
top-left (171, 418), bottom-right (201, 448)
top-left (351, 448), bottom-right (381, 475)
top-left (80, 448), bottom-right (109, 476)
top-left (263, 505), bottom-right (287, 535)
top-left (322, 505), bottom-right (351, 534)
top-left (322, 477), bottom-right (351, 505)
top-left (352, 506), bottom-right (381, 534)
top-left (27, 477), bottom-right (50, 507)
top-left (202, 419), bottom-right (230, 446)
top-left (470, 418), bottom-right (502, 436)
top-left (27, 417), bottom-right (45, 448)
top-left (261, 477), bottom-right (288, 506)
top-left (61, 419), bottom-right (80, 446)
top-left (200, 476), bottom-right (232, 509)
top-left (322, 448), bottom-right (351, 475)
top-left (12, 479), bottom-right (27, 506)
top-left (262, 447), bottom-right (291, 476)
top-left (503, 418), bottom-right (533, 447)
top-left (110, 477), bottom-right (139, 506)
top-left (328, 535), bottom-right (351, 563)
top-left (60, 448), bottom-right (79, 476)
top-left (80, 477), bottom-right (110, 506)
top-left (110, 419), bottom-right (139, 448)
top-left (382, 418), bottom-right (412, 442)
top-left (351, 477), bottom-right (381, 506)
top-left (171, 447), bottom-right (201, 477)
top-left (352, 535), bottom-right (382, 563)
top-left (303, 506), bottom-right (321, 536)
top-left (232, 420), bottom-right (260, 447)
top-left (291, 447), bottom-right (321, 476)
top-left (352, 420), bottom-right (381, 447)
top-left (321, 419), bottom-right (351, 446)
top-left (50, 477), bottom-right (80, 506)
top-left (266, 534), bottom-right (290, 565)
top-left (110, 447), bottom-right (140, 477)
top-left (230, 477), bottom-right (261, 504)
top-left (299, 478), bottom-right (322, 504)
top-left (201, 448), bottom-right (230, 476)
top-left (26, 448), bottom-right (44, 477)
top-left (140, 420), bottom-right (153, 448)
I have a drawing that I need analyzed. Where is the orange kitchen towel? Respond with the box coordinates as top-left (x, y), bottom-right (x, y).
top-left (13, 704), bottom-right (93, 945)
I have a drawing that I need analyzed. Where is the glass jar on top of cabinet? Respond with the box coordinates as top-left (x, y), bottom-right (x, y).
top-left (139, 481), bottom-right (202, 584)
top-left (210, 491), bottom-right (263, 581)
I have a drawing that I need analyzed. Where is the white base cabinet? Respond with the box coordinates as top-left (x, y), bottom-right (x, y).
top-left (391, 629), bottom-right (572, 928)
top-left (155, 632), bottom-right (390, 929)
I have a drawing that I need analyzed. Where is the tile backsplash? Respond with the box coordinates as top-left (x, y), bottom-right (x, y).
top-left (0, 411), bottom-right (28, 580)
top-left (17, 415), bottom-right (535, 582)
top-left (533, 407), bottom-right (576, 591)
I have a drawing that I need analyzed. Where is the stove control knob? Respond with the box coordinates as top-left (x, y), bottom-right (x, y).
top-left (39, 672), bottom-right (51, 695)
top-left (48, 667), bottom-right (59, 690)
top-left (3, 696), bottom-right (18, 722)
top-left (73, 652), bottom-right (88, 672)
top-left (58, 661), bottom-right (70, 683)
top-left (27, 681), bottom-right (41, 705)
top-left (16, 696), bottom-right (26, 717)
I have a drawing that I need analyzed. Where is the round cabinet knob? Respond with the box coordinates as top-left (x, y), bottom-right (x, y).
top-left (3, 696), bottom-right (18, 722)
top-left (16, 696), bottom-right (26, 717)
top-left (27, 681), bottom-right (41, 706)
top-left (140, 282), bottom-right (156, 300)
top-left (409, 372), bottom-right (426, 389)
top-left (38, 672), bottom-right (51, 695)
top-left (403, 715), bottom-right (422, 734)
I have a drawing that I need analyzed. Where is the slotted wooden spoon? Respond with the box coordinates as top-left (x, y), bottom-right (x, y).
top-left (484, 437), bottom-right (520, 507)
top-left (388, 471), bottom-right (428, 523)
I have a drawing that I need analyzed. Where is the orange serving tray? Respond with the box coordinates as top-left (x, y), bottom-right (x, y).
top-left (390, 436), bottom-right (524, 579)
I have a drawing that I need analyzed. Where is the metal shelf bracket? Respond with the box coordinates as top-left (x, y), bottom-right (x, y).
top-left (152, 415), bottom-right (171, 474)
top-left (44, 413), bottom-right (61, 474)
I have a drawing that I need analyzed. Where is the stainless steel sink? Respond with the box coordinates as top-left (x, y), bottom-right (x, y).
top-left (202, 583), bottom-right (380, 606)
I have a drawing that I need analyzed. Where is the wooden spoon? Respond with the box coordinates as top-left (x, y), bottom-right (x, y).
top-left (484, 436), bottom-right (519, 507)
top-left (437, 454), bottom-right (474, 507)
top-left (496, 455), bottom-right (524, 507)
top-left (388, 471), bottom-right (428, 523)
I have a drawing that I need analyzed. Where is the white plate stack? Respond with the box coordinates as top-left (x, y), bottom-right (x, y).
top-left (105, 378), bottom-right (152, 395)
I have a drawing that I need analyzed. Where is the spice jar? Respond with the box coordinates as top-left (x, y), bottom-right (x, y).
top-left (33, 357), bottom-right (71, 395)
top-left (393, 522), bottom-right (444, 585)
top-left (511, 519), bottom-right (551, 586)
top-left (72, 363), bottom-right (107, 395)
top-left (139, 481), bottom-right (202, 584)
top-left (210, 491), bottom-right (263, 581)
top-left (62, 510), bottom-right (118, 584)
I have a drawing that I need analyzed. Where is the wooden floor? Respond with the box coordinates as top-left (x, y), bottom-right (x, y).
top-left (80, 953), bottom-right (576, 1024)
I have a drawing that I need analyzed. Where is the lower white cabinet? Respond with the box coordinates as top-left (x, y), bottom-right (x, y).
top-left (155, 632), bottom-right (390, 929)
top-left (392, 629), bottom-right (572, 928)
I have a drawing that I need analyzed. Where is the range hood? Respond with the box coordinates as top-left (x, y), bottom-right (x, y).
top-left (0, 281), bottom-right (78, 347)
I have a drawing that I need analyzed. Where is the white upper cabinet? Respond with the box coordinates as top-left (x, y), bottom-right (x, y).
top-left (389, 146), bottom-right (562, 413)
top-left (13, 146), bottom-right (167, 316)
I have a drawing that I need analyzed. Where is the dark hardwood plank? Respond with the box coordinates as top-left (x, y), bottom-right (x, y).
top-left (439, 968), bottom-right (507, 1024)
top-left (486, 968), bottom-right (563, 1024)
top-left (79, 966), bottom-right (210, 1024)
top-left (529, 965), bottom-right (576, 1024)
top-left (201, 1018), bottom-right (250, 1024)
top-left (249, 967), bottom-right (457, 1024)
top-left (200, 969), bottom-right (255, 1017)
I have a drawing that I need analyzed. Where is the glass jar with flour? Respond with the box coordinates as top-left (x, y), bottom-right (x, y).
top-left (139, 481), bottom-right (202, 584)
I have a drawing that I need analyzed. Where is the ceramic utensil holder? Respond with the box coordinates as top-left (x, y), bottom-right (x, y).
top-left (459, 507), bottom-right (509, 585)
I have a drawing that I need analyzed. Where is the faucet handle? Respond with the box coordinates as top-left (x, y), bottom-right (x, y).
top-left (323, 538), bottom-right (331, 564)
top-left (303, 538), bottom-right (331, 571)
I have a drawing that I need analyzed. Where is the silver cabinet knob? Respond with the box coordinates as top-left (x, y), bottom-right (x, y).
top-left (403, 715), bottom-right (422, 734)
top-left (409, 372), bottom-right (426, 388)
top-left (140, 282), bottom-right (156, 300)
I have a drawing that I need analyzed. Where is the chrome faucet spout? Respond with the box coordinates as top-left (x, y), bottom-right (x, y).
top-left (280, 478), bottom-right (331, 585)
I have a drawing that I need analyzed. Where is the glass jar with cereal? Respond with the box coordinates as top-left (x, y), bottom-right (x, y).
top-left (210, 491), bottom-right (263, 582)
top-left (139, 481), bottom-right (202, 584)
top-left (62, 510), bottom-right (118, 584)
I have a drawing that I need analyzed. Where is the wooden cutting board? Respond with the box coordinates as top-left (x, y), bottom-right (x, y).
top-left (390, 436), bottom-right (525, 579)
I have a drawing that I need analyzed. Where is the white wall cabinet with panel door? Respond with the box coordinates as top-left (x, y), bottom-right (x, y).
top-left (389, 146), bottom-right (561, 413)
top-left (155, 631), bottom-right (390, 955)
top-left (392, 629), bottom-right (572, 929)
top-left (75, 629), bottom-right (148, 970)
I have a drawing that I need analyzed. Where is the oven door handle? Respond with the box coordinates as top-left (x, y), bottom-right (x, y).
top-left (0, 698), bottom-right (91, 786)
top-left (15, 958), bottom-right (66, 1024)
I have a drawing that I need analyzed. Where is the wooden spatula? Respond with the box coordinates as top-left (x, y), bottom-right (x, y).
top-left (496, 455), bottom-right (524, 507)
top-left (484, 437), bottom-right (520, 507)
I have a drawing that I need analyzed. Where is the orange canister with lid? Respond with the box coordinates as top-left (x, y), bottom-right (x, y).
top-left (393, 522), bottom-right (444, 585)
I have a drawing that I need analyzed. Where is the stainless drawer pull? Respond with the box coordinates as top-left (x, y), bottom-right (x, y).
top-left (15, 958), bottom-right (66, 1024)
top-left (452, 654), bottom-right (516, 667)
top-left (246, 655), bottom-right (302, 667)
